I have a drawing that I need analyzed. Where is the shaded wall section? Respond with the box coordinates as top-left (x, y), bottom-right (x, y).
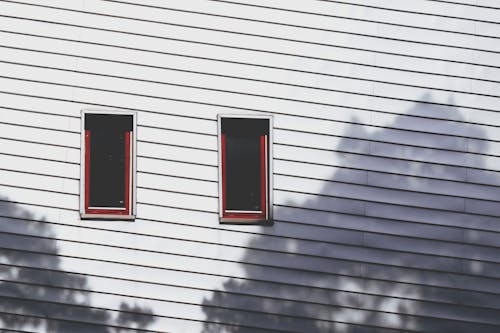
top-left (202, 97), bottom-right (500, 332)
top-left (0, 197), bottom-right (157, 332)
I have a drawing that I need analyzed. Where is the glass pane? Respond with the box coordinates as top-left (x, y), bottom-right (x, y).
top-left (86, 114), bottom-right (132, 208)
top-left (89, 130), bottom-right (126, 207)
top-left (226, 134), bottom-right (261, 211)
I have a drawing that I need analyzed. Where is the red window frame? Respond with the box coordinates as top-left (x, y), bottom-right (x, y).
top-left (81, 112), bottom-right (135, 219)
top-left (219, 117), bottom-right (271, 223)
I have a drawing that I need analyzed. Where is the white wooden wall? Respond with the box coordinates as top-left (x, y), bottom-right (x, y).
top-left (1, 0), bottom-right (500, 332)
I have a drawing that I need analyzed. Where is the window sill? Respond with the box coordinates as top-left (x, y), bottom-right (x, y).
top-left (219, 217), bottom-right (273, 225)
top-left (81, 214), bottom-right (135, 221)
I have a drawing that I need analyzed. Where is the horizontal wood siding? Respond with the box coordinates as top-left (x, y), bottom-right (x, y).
top-left (1, 0), bottom-right (500, 332)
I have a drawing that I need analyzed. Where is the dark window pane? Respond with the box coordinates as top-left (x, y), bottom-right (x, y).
top-left (86, 114), bottom-right (132, 208)
top-left (85, 114), bottom-right (133, 132)
top-left (225, 134), bottom-right (262, 211)
top-left (222, 118), bottom-right (268, 136)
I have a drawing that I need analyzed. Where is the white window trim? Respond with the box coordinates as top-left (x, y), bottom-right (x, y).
top-left (217, 114), bottom-right (273, 224)
top-left (80, 109), bottom-right (137, 220)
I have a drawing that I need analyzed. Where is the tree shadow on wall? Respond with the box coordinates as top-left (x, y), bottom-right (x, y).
top-left (0, 198), bottom-right (157, 332)
top-left (202, 94), bottom-right (500, 332)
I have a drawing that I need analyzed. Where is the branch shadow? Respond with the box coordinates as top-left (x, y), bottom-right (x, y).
top-left (0, 198), bottom-right (156, 332)
top-left (201, 94), bottom-right (500, 332)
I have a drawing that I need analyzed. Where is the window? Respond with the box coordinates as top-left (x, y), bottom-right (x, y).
top-left (218, 115), bottom-right (273, 223)
top-left (80, 111), bottom-right (136, 219)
